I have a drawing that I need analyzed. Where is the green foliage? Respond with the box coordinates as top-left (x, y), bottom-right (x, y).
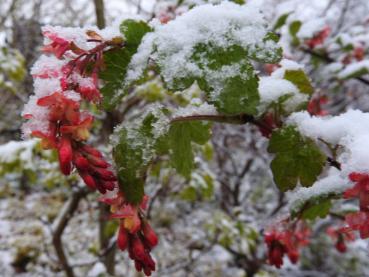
top-left (0, 140), bottom-right (74, 191)
top-left (100, 20), bottom-right (151, 110)
top-left (159, 34), bottom-right (281, 115)
top-left (268, 126), bottom-right (326, 191)
top-left (339, 67), bottom-right (369, 80)
top-left (0, 47), bottom-right (26, 93)
top-left (120, 20), bottom-right (152, 46)
top-left (180, 173), bottom-right (214, 201)
top-left (169, 121), bottom-right (212, 178)
top-left (301, 199), bottom-right (332, 220)
top-left (167, 44), bottom-right (262, 115)
top-left (205, 212), bottom-right (259, 254)
top-left (113, 112), bottom-right (161, 204)
top-left (273, 13), bottom-right (290, 30)
top-left (113, 106), bottom-right (213, 204)
top-left (284, 69), bottom-right (314, 95)
top-left (289, 21), bottom-right (302, 46)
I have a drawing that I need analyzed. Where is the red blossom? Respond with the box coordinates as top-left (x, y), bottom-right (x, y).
top-left (344, 172), bottom-right (369, 211)
top-left (264, 220), bottom-right (310, 268)
top-left (60, 115), bottom-right (93, 141)
top-left (341, 172), bottom-right (369, 241)
top-left (58, 136), bottom-right (73, 175)
top-left (305, 26), bottom-right (331, 49)
top-left (100, 192), bottom-right (158, 275)
top-left (307, 95), bottom-right (328, 116)
top-left (326, 226), bottom-right (355, 252)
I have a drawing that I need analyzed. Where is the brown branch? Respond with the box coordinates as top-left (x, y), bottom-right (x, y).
top-left (171, 113), bottom-right (256, 125)
top-left (0, 0), bottom-right (18, 27)
top-left (93, 0), bottom-right (106, 29)
top-left (52, 187), bottom-right (89, 277)
top-left (301, 48), bottom-right (369, 86)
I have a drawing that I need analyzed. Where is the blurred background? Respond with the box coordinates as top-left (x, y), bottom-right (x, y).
top-left (1, 0), bottom-right (369, 276)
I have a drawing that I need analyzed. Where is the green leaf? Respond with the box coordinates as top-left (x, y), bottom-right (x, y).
top-left (168, 121), bottom-right (211, 178)
top-left (248, 32), bottom-right (283, 64)
top-left (284, 69), bottom-right (314, 95)
top-left (120, 19), bottom-right (152, 46)
top-left (268, 126), bottom-right (326, 191)
top-left (289, 21), bottom-right (302, 46)
top-left (301, 199), bottom-right (332, 220)
top-left (213, 69), bottom-right (259, 115)
top-left (339, 67), bottom-right (369, 80)
top-left (113, 112), bottom-right (162, 204)
top-left (113, 107), bottom-right (212, 203)
top-left (273, 13), bottom-right (290, 30)
top-left (158, 30), bottom-right (282, 115)
top-left (100, 20), bottom-right (151, 110)
top-left (191, 44), bottom-right (261, 115)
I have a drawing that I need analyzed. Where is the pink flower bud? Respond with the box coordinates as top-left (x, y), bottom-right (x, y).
top-left (58, 137), bottom-right (73, 175)
top-left (103, 181), bottom-right (116, 191)
top-left (117, 225), bottom-right (129, 251)
top-left (335, 240), bottom-right (347, 253)
top-left (81, 145), bottom-right (102, 158)
top-left (142, 222), bottom-right (158, 248)
top-left (73, 153), bottom-right (89, 171)
top-left (87, 155), bottom-right (110, 168)
top-left (80, 172), bottom-right (96, 190)
top-left (131, 235), bottom-right (146, 261)
top-left (134, 261), bottom-right (143, 272)
top-left (288, 250), bottom-right (299, 264)
top-left (143, 267), bottom-right (152, 276)
top-left (94, 168), bottom-right (117, 181)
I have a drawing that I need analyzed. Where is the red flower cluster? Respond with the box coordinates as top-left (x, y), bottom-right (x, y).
top-left (343, 172), bottom-right (369, 239)
top-left (264, 220), bottom-right (310, 268)
top-left (23, 27), bottom-right (157, 276)
top-left (326, 226), bottom-right (355, 253)
top-left (100, 192), bottom-right (158, 276)
top-left (25, 29), bottom-right (119, 192)
top-left (305, 26), bottom-right (331, 49)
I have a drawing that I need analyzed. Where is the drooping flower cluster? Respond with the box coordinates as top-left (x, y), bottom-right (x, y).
top-left (22, 27), bottom-right (121, 193)
top-left (100, 191), bottom-right (158, 276)
top-left (22, 27), bottom-right (158, 276)
top-left (264, 219), bottom-right (310, 268)
top-left (343, 172), bottom-right (369, 239)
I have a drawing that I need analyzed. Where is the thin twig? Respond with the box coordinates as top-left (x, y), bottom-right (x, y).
top-left (51, 187), bottom-right (89, 277)
top-left (301, 48), bottom-right (369, 86)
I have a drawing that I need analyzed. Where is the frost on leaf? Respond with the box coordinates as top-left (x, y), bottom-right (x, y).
top-left (124, 2), bottom-right (282, 115)
top-left (100, 19), bottom-right (152, 110)
top-left (112, 105), bottom-right (212, 203)
top-left (112, 106), bottom-right (168, 204)
top-left (258, 61), bottom-right (312, 114)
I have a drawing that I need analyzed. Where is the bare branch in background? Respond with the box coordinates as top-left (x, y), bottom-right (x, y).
top-left (94, 0), bottom-right (106, 29)
top-left (52, 187), bottom-right (89, 277)
top-left (0, 0), bottom-right (18, 28)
